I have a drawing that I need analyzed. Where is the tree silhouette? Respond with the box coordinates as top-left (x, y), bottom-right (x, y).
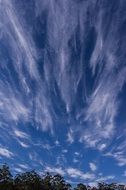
top-left (0, 164), bottom-right (13, 190)
top-left (51, 174), bottom-right (71, 190)
top-left (0, 164), bottom-right (126, 190)
top-left (74, 183), bottom-right (87, 190)
top-left (14, 170), bottom-right (41, 190)
top-left (41, 172), bottom-right (53, 190)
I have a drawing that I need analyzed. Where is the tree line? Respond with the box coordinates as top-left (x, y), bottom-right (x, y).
top-left (0, 164), bottom-right (125, 190)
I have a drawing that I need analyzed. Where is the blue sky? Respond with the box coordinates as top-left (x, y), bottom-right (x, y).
top-left (0, 0), bottom-right (126, 186)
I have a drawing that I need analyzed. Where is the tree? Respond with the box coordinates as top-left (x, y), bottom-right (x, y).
top-left (0, 164), bottom-right (13, 190)
top-left (51, 174), bottom-right (71, 190)
top-left (42, 172), bottom-right (53, 190)
top-left (14, 170), bottom-right (42, 190)
top-left (74, 183), bottom-right (87, 190)
top-left (0, 164), bottom-right (126, 190)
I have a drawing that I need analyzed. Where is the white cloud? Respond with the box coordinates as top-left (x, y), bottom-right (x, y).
top-left (66, 168), bottom-right (95, 180)
top-left (14, 167), bottom-right (24, 173)
top-left (14, 129), bottom-right (30, 139)
top-left (74, 152), bottom-right (80, 156)
top-left (42, 143), bottom-right (52, 150)
top-left (18, 164), bottom-right (29, 170)
top-left (62, 149), bottom-right (68, 153)
top-left (73, 158), bottom-right (79, 163)
top-left (123, 171), bottom-right (126, 177)
top-left (45, 166), bottom-right (95, 180)
top-left (89, 163), bottom-right (97, 172)
top-left (0, 91), bottom-right (30, 123)
top-left (0, 147), bottom-right (14, 158)
top-left (0, 0), bottom-right (54, 132)
top-left (34, 93), bottom-right (53, 132)
top-left (98, 144), bottom-right (106, 151)
top-left (104, 150), bottom-right (126, 167)
top-left (0, 0), bottom-right (126, 164)
top-left (3, 0), bottom-right (38, 79)
top-left (45, 166), bottom-right (65, 176)
top-left (96, 175), bottom-right (115, 182)
top-left (67, 129), bottom-right (74, 144)
top-left (55, 140), bottom-right (60, 145)
top-left (56, 155), bottom-right (67, 166)
top-left (17, 141), bottom-right (29, 148)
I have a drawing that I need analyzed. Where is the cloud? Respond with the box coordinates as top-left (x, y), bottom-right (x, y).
top-left (55, 140), bottom-right (60, 146)
top-left (79, 63), bottom-right (126, 150)
top-left (96, 175), bottom-right (115, 182)
top-left (104, 134), bottom-right (126, 167)
top-left (123, 171), bottom-right (126, 177)
top-left (17, 140), bottom-right (29, 148)
top-left (62, 149), bottom-right (68, 153)
top-left (0, 1), bottom-right (126, 180)
top-left (45, 166), bottom-right (65, 176)
top-left (14, 129), bottom-right (30, 140)
top-left (56, 155), bottom-right (67, 166)
top-left (2, 0), bottom-right (39, 79)
top-left (13, 129), bottom-right (30, 148)
top-left (74, 152), bottom-right (80, 156)
top-left (0, 89), bottom-right (30, 123)
top-left (42, 143), bottom-right (52, 151)
top-left (98, 144), bottom-right (106, 151)
top-left (73, 158), bottom-right (79, 163)
top-left (44, 166), bottom-right (95, 181)
top-left (0, 0), bottom-right (125, 142)
top-left (107, 152), bottom-right (126, 167)
top-left (89, 163), bottom-right (97, 172)
top-left (67, 129), bottom-right (74, 144)
top-left (14, 167), bottom-right (24, 173)
top-left (0, 147), bottom-right (14, 158)
top-left (18, 164), bottom-right (29, 170)
top-left (66, 168), bottom-right (95, 180)
top-left (0, 0), bottom-right (54, 132)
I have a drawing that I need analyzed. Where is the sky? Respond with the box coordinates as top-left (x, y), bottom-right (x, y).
top-left (0, 0), bottom-right (126, 186)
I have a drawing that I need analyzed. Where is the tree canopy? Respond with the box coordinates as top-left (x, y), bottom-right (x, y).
top-left (0, 164), bottom-right (125, 190)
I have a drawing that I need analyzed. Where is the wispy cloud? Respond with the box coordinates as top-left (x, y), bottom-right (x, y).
top-left (14, 129), bottom-right (30, 140)
top-left (45, 166), bottom-right (65, 176)
top-left (89, 163), bottom-right (97, 172)
top-left (73, 158), bottom-right (79, 163)
top-left (17, 140), bottom-right (29, 148)
top-left (0, 0), bottom-right (126, 182)
top-left (62, 149), bottom-right (68, 153)
top-left (18, 163), bottom-right (29, 170)
top-left (0, 0), bottom-right (125, 142)
top-left (123, 171), bottom-right (126, 177)
top-left (2, 0), bottom-right (39, 79)
top-left (104, 132), bottom-right (126, 167)
top-left (105, 151), bottom-right (126, 167)
top-left (96, 175), bottom-right (115, 182)
top-left (0, 0), bottom-right (54, 131)
top-left (14, 167), bottom-right (24, 173)
top-left (66, 168), bottom-right (95, 180)
top-left (44, 166), bottom-right (95, 181)
top-left (67, 129), bottom-right (74, 144)
top-left (0, 147), bottom-right (14, 158)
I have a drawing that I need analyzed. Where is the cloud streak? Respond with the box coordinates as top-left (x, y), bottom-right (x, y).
top-left (0, 0), bottom-right (126, 176)
top-left (0, 147), bottom-right (14, 158)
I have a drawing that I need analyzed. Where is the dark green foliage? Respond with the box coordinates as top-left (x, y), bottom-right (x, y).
top-left (74, 183), bottom-right (87, 190)
top-left (51, 174), bottom-right (72, 190)
top-left (0, 164), bottom-right (13, 190)
top-left (14, 170), bottom-right (42, 190)
top-left (0, 164), bottom-right (125, 190)
top-left (41, 172), bottom-right (53, 190)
